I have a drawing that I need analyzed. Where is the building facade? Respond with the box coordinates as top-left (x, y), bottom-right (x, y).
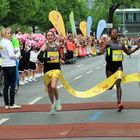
top-left (115, 8), bottom-right (140, 37)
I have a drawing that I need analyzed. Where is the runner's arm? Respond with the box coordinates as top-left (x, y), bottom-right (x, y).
top-left (100, 40), bottom-right (109, 54)
top-left (122, 42), bottom-right (139, 55)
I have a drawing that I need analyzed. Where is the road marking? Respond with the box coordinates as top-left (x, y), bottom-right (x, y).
top-left (28, 97), bottom-right (43, 105)
top-left (95, 66), bottom-right (101, 70)
top-left (57, 84), bottom-right (63, 89)
top-left (0, 118), bottom-right (9, 124)
top-left (74, 75), bottom-right (83, 80)
top-left (89, 112), bottom-right (102, 121)
top-left (76, 64), bottom-right (84, 68)
top-left (86, 70), bottom-right (93, 74)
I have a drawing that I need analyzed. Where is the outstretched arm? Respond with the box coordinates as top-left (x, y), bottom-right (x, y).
top-left (122, 42), bottom-right (140, 55)
top-left (100, 40), bottom-right (110, 54)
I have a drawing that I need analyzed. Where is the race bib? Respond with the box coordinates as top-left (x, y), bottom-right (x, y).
top-left (48, 52), bottom-right (59, 63)
top-left (112, 50), bottom-right (123, 61)
top-left (0, 46), bottom-right (3, 51)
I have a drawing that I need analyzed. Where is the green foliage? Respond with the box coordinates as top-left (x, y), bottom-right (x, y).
top-left (9, 24), bottom-right (32, 33)
top-left (0, 0), bottom-right (10, 21)
top-left (90, 0), bottom-right (140, 30)
top-left (55, 0), bottom-right (89, 31)
top-left (90, 1), bottom-right (109, 30)
top-left (1, 0), bottom-right (139, 33)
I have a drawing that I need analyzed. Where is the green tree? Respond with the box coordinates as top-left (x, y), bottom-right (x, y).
top-left (92, 0), bottom-right (140, 24)
top-left (27, 0), bottom-right (56, 32)
top-left (107, 0), bottom-right (140, 23)
top-left (1, 0), bottom-right (39, 27)
top-left (0, 0), bottom-right (89, 33)
top-left (0, 0), bottom-right (10, 26)
top-left (54, 0), bottom-right (89, 31)
top-left (90, 0), bottom-right (140, 31)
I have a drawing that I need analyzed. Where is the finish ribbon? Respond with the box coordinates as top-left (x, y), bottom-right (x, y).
top-left (44, 70), bottom-right (140, 98)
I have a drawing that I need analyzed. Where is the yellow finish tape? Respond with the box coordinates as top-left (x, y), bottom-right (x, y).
top-left (44, 70), bottom-right (140, 98)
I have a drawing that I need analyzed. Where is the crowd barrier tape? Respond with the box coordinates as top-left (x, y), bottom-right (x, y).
top-left (44, 70), bottom-right (140, 98)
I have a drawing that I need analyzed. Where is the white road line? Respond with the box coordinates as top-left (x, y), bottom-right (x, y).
top-left (76, 64), bottom-right (85, 68)
top-left (95, 66), bottom-right (101, 70)
top-left (28, 97), bottom-right (43, 105)
top-left (86, 70), bottom-right (93, 74)
top-left (57, 84), bottom-right (63, 89)
top-left (74, 75), bottom-right (83, 80)
top-left (0, 118), bottom-right (9, 124)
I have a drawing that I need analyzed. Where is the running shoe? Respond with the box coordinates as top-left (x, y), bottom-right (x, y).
top-left (50, 104), bottom-right (56, 115)
top-left (9, 104), bottom-right (22, 109)
top-left (19, 81), bottom-right (25, 85)
top-left (5, 105), bottom-right (9, 109)
top-left (116, 103), bottom-right (124, 112)
top-left (55, 99), bottom-right (62, 111)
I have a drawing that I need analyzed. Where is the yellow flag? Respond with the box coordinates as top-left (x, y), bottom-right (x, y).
top-left (49, 10), bottom-right (66, 38)
top-left (79, 21), bottom-right (87, 36)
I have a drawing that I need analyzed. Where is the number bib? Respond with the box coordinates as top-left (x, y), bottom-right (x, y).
top-left (48, 52), bottom-right (59, 63)
top-left (112, 50), bottom-right (123, 61)
top-left (0, 46), bottom-right (3, 51)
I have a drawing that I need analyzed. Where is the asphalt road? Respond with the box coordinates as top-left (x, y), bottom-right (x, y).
top-left (0, 49), bottom-right (140, 139)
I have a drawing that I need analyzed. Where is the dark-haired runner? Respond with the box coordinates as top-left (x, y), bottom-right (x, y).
top-left (100, 29), bottom-right (140, 112)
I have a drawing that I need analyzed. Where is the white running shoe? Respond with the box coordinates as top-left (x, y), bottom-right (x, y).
top-left (32, 78), bottom-right (37, 81)
top-left (50, 104), bottom-right (56, 115)
top-left (24, 77), bottom-right (29, 81)
top-left (9, 104), bottom-right (22, 109)
top-left (41, 73), bottom-right (44, 76)
top-left (35, 74), bottom-right (40, 78)
top-left (5, 105), bottom-right (9, 109)
top-left (19, 81), bottom-right (25, 85)
top-left (55, 100), bottom-right (62, 111)
top-left (28, 77), bottom-right (33, 82)
top-left (24, 80), bottom-right (29, 84)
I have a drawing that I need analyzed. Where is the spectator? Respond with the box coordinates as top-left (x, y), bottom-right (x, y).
top-left (0, 53), bottom-right (2, 96)
top-left (0, 28), bottom-right (21, 109)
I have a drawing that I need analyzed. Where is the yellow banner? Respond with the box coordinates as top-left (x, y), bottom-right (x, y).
top-left (44, 70), bottom-right (140, 98)
top-left (49, 10), bottom-right (66, 38)
top-left (79, 21), bottom-right (87, 36)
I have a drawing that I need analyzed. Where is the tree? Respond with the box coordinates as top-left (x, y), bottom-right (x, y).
top-left (0, 0), bottom-right (89, 33)
top-left (108, 0), bottom-right (139, 23)
top-left (55, 0), bottom-right (89, 31)
top-left (1, 0), bottom-right (38, 27)
top-left (93, 0), bottom-right (140, 24)
top-left (0, 0), bottom-right (10, 26)
top-left (89, 0), bottom-right (140, 36)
